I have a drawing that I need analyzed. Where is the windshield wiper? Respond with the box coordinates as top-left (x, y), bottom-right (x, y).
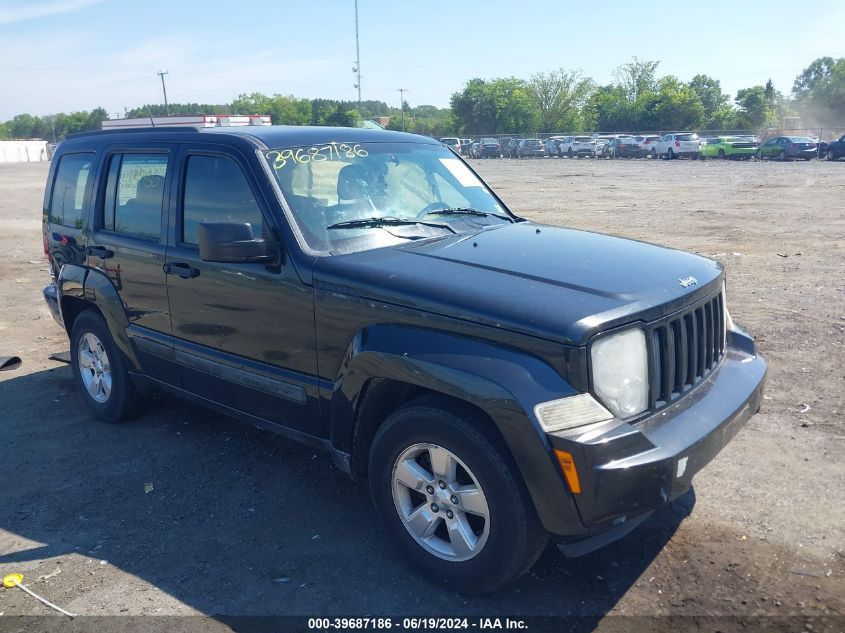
top-left (424, 207), bottom-right (514, 222)
top-left (326, 216), bottom-right (455, 233)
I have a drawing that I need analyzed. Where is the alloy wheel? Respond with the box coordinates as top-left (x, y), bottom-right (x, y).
top-left (391, 442), bottom-right (490, 561)
top-left (77, 332), bottom-right (112, 403)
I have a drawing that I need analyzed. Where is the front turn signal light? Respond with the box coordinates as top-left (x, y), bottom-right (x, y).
top-left (554, 449), bottom-right (581, 494)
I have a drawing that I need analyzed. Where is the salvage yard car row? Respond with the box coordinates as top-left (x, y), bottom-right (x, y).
top-left (441, 133), bottom-right (845, 161)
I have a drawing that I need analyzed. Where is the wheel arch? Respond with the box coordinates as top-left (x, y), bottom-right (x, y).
top-left (57, 264), bottom-right (141, 371)
top-left (328, 324), bottom-right (584, 535)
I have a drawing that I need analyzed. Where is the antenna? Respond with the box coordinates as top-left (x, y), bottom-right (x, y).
top-left (146, 108), bottom-right (156, 127)
top-left (156, 70), bottom-right (170, 115)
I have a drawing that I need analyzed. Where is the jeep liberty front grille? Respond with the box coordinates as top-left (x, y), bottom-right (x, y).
top-left (647, 289), bottom-right (726, 411)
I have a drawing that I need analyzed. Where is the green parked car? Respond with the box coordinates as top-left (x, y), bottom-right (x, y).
top-left (700, 136), bottom-right (758, 159)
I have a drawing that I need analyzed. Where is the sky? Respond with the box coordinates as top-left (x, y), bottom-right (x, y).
top-left (1, 0), bottom-right (844, 121)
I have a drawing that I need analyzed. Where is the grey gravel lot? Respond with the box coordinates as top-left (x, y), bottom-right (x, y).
top-left (0, 158), bottom-right (843, 628)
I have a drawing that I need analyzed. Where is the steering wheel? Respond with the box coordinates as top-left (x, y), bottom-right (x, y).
top-left (416, 201), bottom-right (449, 219)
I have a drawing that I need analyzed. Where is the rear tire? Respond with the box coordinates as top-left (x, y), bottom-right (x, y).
top-left (718, 149), bottom-right (726, 159)
top-left (778, 150), bottom-right (787, 161)
top-left (827, 150), bottom-right (836, 161)
top-left (369, 397), bottom-right (547, 593)
top-left (70, 310), bottom-right (143, 423)
top-left (665, 148), bottom-right (674, 160)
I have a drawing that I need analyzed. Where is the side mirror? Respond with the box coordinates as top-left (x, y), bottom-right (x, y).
top-left (197, 222), bottom-right (274, 263)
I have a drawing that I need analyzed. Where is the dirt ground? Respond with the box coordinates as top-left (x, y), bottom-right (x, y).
top-left (0, 158), bottom-right (843, 630)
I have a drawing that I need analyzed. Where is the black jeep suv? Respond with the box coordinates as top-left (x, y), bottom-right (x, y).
top-left (42, 125), bottom-right (766, 593)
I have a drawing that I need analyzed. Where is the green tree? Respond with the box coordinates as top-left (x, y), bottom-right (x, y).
top-left (642, 76), bottom-right (705, 131)
top-left (613, 57), bottom-right (660, 101)
top-left (126, 103), bottom-right (232, 118)
top-left (233, 93), bottom-right (312, 125)
top-left (450, 77), bottom-right (537, 135)
top-left (792, 56), bottom-right (845, 124)
top-left (9, 113), bottom-right (39, 138)
top-left (528, 69), bottom-right (595, 132)
top-left (735, 80), bottom-right (788, 129)
top-left (689, 74), bottom-right (730, 127)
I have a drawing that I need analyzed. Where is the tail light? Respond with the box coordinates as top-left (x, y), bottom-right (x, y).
top-left (674, 140), bottom-right (681, 147)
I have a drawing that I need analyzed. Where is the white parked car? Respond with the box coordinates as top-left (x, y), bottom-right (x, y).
top-left (440, 137), bottom-right (461, 154)
top-left (559, 135), bottom-right (596, 158)
top-left (594, 139), bottom-right (610, 157)
top-left (638, 135), bottom-right (662, 156)
top-left (654, 133), bottom-right (701, 159)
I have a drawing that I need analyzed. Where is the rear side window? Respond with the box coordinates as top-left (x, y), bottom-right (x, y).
top-left (182, 155), bottom-right (265, 246)
top-left (104, 153), bottom-right (168, 239)
top-left (49, 154), bottom-right (92, 228)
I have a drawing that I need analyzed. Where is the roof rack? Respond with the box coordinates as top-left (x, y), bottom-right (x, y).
top-left (67, 126), bottom-right (203, 139)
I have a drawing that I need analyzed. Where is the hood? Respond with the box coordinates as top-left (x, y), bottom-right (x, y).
top-left (313, 222), bottom-right (723, 345)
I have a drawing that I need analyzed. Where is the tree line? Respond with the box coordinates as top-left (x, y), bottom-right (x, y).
top-left (1, 55), bottom-right (842, 141)
top-left (451, 56), bottom-right (845, 135)
top-left (0, 94), bottom-right (452, 141)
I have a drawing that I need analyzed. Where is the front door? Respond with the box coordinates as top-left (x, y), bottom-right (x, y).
top-left (164, 145), bottom-right (320, 435)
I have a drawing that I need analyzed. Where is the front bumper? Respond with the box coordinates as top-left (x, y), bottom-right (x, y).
top-left (546, 328), bottom-right (766, 540)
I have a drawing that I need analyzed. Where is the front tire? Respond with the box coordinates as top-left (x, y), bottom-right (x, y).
top-left (70, 310), bottom-right (143, 423)
top-left (369, 397), bottom-right (547, 593)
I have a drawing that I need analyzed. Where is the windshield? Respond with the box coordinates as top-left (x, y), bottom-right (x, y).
top-left (264, 142), bottom-right (512, 255)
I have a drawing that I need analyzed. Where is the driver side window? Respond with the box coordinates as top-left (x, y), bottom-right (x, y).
top-left (182, 155), bottom-right (265, 246)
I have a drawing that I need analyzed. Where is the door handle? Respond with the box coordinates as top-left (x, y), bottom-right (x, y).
top-left (86, 245), bottom-right (114, 259)
top-left (163, 262), bottom-right (200, 279)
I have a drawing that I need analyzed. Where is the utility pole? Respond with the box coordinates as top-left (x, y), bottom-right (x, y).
top-left (398, 88), bottom-right (409, 131)
top-left (157, 70), bottom-right (170, 115)
top-left (352, 0), bottom-right (362, 114)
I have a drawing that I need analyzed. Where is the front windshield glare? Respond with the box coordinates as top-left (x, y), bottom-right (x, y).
top-left (264, 142), bottom-right (510, 254)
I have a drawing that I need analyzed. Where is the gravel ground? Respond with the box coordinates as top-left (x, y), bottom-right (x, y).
top-left (0, 158), bottom-right (843, 629)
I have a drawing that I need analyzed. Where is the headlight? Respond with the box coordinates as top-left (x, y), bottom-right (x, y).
top-left (590, 328), bottom-right (648, 418)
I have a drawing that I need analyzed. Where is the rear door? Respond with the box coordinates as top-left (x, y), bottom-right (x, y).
top-left (89, 142), bottom-right (178, 383)
top-left (164, 144), bottom-right (320, 435)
